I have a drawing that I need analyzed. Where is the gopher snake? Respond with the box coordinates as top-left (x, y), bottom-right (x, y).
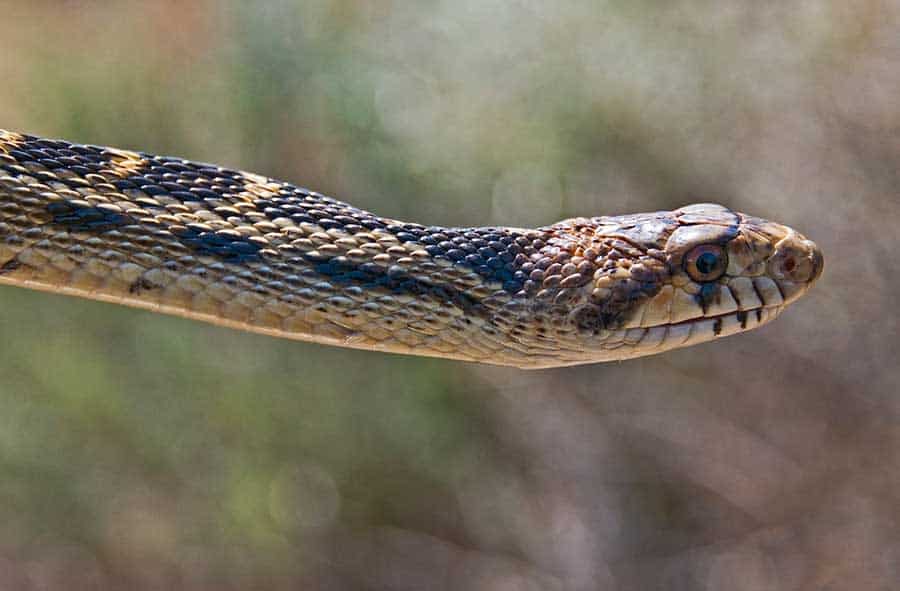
top-left (0, 130), bottom-right (822, 368)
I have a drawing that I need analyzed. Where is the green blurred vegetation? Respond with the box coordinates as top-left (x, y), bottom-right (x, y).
top-left (1, 1), bottom-right (898, 589)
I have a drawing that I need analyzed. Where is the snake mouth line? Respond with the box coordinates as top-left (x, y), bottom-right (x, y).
top-left (616, 305), bottom-right (785, 354)
top-left (671, 304), bottom-right (779, 332)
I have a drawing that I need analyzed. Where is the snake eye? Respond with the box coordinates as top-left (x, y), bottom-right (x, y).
top-left (684, 244), bottom-right (727, 282)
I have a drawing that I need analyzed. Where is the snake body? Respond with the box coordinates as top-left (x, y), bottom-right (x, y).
top-left (0, 130), bottom-right (822, 368)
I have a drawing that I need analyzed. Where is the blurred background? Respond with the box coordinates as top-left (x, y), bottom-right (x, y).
top-left (0, 1), bottom-right (898, 589)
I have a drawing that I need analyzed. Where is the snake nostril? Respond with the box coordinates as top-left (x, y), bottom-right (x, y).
top-left (783, 256), bottom-right (796, 273)
top-left (769, 238), bottom-right (823, 284)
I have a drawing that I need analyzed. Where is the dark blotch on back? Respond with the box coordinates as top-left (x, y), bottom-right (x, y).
top-left (48, 201), bottom-right (134, 232)
top-left (386, 225), bottom-right (529, 294)
top-left (168, 225), bottom-right (262, 263)
top-left (48, 200), bottom-right (263, 263)
top-left (307, 252), bottom-right (485, 315)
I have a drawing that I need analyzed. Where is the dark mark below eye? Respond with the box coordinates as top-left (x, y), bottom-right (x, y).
top-left (695, 283), bottom-right (719, 314)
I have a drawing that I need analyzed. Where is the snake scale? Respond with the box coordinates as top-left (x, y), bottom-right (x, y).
top-left (0, 130), bottom-right (822, 368)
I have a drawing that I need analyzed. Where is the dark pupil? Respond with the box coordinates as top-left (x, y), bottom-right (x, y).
top-left (695, 252), bottom-right (720, 275)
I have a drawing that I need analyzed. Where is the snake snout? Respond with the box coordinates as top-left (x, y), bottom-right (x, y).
top-left (808, 242), bottom-right (824, 283)
top-left (768, 233), bottom-right (824, 303)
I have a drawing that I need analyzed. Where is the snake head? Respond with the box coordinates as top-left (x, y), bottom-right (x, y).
top-left (525, 203), bottom-right (823, 366)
